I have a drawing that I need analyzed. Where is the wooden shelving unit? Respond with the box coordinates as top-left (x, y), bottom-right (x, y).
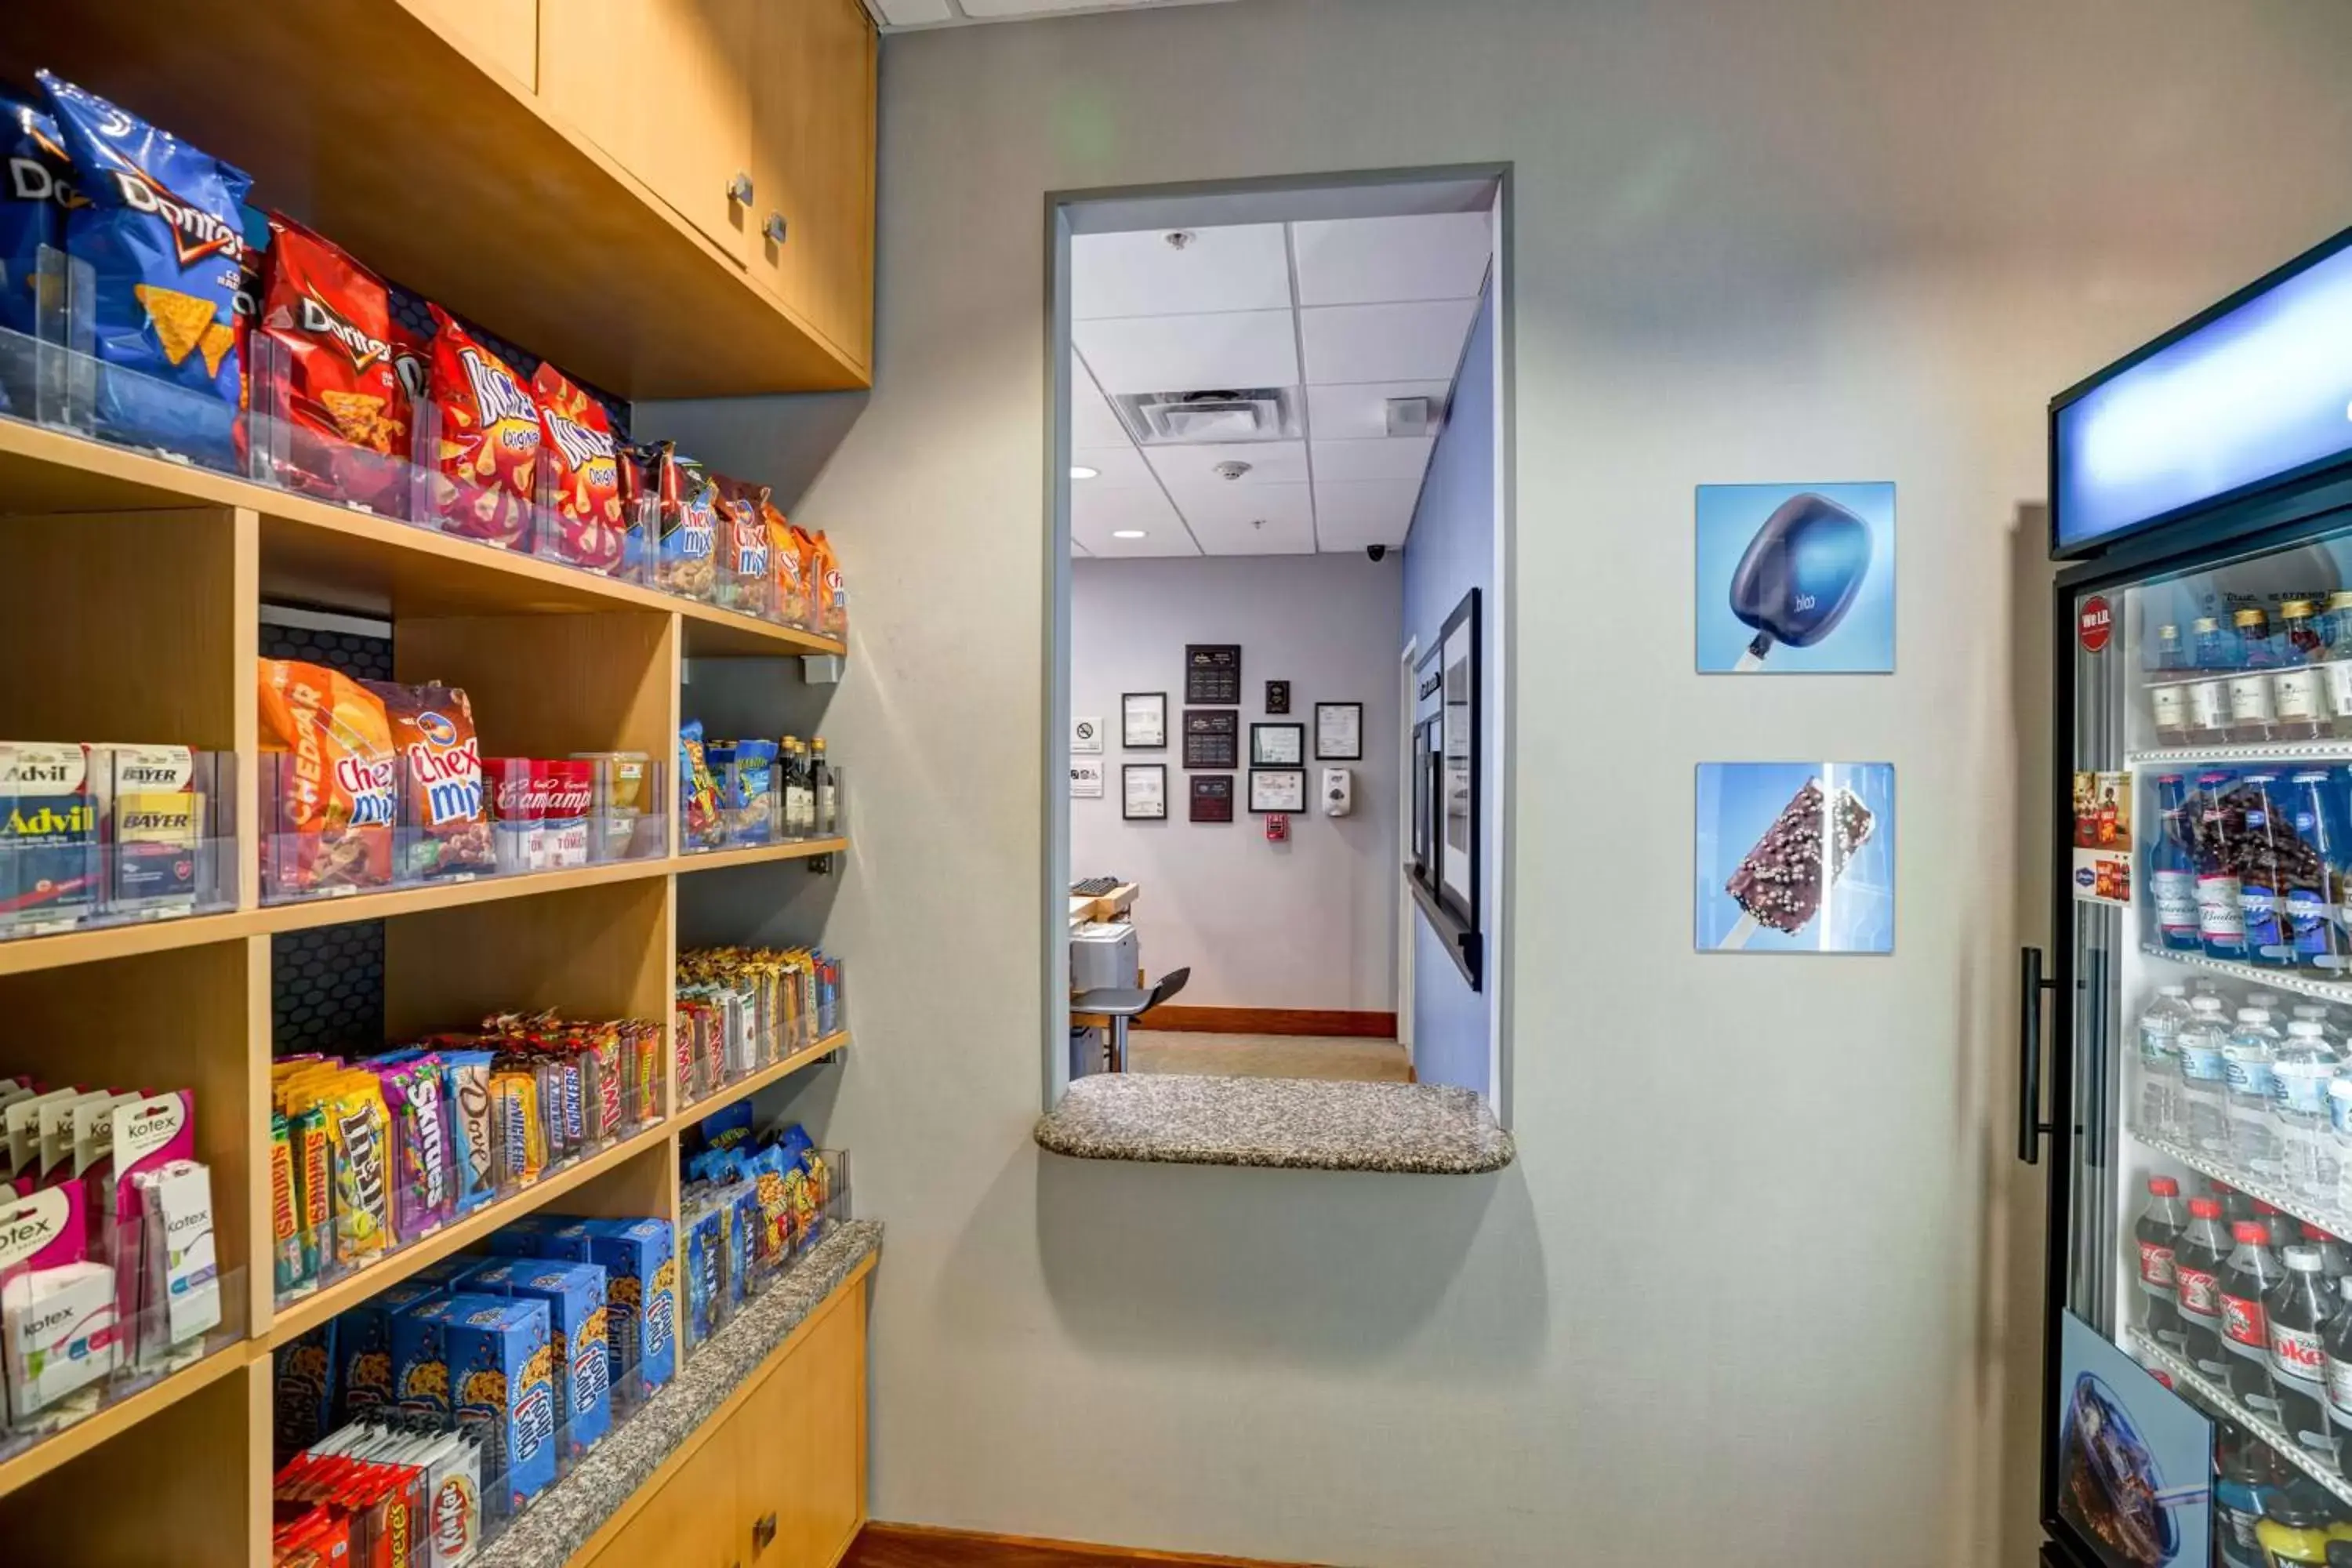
top-left (0, 412), bottom-right (855, 1562)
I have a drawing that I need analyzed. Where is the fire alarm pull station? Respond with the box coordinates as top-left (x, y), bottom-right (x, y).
top-left (1265, 813), bottom-right (1290, 843)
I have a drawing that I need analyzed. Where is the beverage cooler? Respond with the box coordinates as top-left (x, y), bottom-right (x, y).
top-left (2035, 226), bottom-right (2352, 1568)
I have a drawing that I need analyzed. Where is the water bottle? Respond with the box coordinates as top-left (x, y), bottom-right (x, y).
top-left (2224, 1007), bottom-right (2283, 1175)
top-left (2196, 770), bottom-right (2250, 961)
top-left (2181, 996), bottom-right (2236, 1154)
top-left (2150, 775), bottom-right (2202, 953)
top-left (2136, 984), bottom-right (2192, 1138)
top-left (2292, 1003), bottom-right (2343, 1051)
top-left (2276, 1019), bottom-right (2344, 1199)
top-left (2230, 606), bottom-right (2278, 742)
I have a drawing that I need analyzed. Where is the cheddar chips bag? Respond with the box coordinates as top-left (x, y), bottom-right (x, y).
top-left (258, 659), bottom-right (397, 894)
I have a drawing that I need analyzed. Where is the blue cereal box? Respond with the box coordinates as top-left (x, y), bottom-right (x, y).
top-left (583, 1219), bottom-right (674, 1391)
top-left (335, 1279), bottom-right (441, 1426)
top-left (466, 1260), bottom-right (612, 1456)
top-left (438, 1293), bottom-right (557, 1508)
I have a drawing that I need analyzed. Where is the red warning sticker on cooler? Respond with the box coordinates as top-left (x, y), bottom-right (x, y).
top-left (2080, 595), bottom-right (2113, 652)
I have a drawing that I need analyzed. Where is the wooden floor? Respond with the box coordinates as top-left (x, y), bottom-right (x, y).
top-left (1127, 1031), bottom-right (1411, 1083)
top-left (844, 1523), bottom-right (1331, 1566)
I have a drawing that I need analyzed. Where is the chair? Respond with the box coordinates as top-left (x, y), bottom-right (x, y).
top-left (1073, 967), bottom-right (1190, 1073)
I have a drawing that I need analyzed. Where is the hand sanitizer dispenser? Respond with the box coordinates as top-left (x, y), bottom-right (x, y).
top-left (1322, 768), bottom-right (1352, 817)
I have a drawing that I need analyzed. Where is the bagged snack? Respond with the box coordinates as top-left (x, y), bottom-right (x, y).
top-left (384, 290), bottom-right (432, 469)
top-left (760, 492), bottom-right (811, 628)
top-left (424, 304), bottom-right (539, 547)
top-left (0, 91), bottom-right (73, 342)
top-left (39, 71), bottom-right (251, 465)
top-left (362, 681), bottom-right (492, 880)
top-left (325, 1077), bottom-right (394, 1261)
top-left (810, 529), bottom-right (848, 638)
top-left (712, 474), bottom-right (772, 617)
top-left (531, 361), bottom-right (626, 573)
top-left (651, 443), bottom-right (717, 601)
top-left (257, 659), bottom-right (397, 894)
top-left (676, 721), bottom-right (723, 850)
top-left (257, 212), bottom-right (402, 509)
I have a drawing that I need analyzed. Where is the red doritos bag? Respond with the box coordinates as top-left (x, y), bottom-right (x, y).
top-left (425, 305), bottom-right (539, 548)
top-left (385, 309), bottom-right (430, 469)
top-left (531, 361), bottom-right (624, 572)
top-left (259, 212), bottom-right (402, 511)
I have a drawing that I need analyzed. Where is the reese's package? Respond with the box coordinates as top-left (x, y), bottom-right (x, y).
top-left (425, 304), bottom-right (539, 549)
top-left (38, 71), bottom-right (251, 465)
top-left (257, 659), bottom-right (397, 894)
top-left (1, 89), bottom-right (74, 341)
top-left (259, 212), bottom-right (403, 510)
top-left (531, 361), bottom-right (625, 573)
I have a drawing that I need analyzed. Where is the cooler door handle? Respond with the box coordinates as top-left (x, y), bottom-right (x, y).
top-left (2019, 946), bottom-right (2056, 1163)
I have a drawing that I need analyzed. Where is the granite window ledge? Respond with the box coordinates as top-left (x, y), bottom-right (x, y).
top-left (1034, 1075), bottom-right (1515, 1174)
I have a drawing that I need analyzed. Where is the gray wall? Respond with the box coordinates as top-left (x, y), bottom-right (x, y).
top-left (648, 1), bottom-right (2352, 1563)
top-left (1069, 553), bottom-right (1401, 1014)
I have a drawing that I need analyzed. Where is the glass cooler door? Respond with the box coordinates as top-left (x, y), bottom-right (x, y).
top-left (2049, 524), bottom-right (2352, 1568)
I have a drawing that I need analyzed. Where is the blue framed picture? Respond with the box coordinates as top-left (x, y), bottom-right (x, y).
top-left (2054, 1311), bottom-right (2211, 1568)
top-left (1694, 762), bottom-right (1894, 953)
top-left (1695, 481), bottom-right (1895, 673)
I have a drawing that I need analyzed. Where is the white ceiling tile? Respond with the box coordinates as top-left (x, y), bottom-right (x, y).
top-left (1074, 482), bottom-right (1184, 533)
top-left (876, 0), bottom-right (955, 20)
top-left (1145, 440), bottom-right (1307, 492)
top-left (1071, 356), bottom-right (1131, 446)
top-left (1073, 226), bottom-right (1292, 320)
top-left (1300, 299), bottom-right (1479, 385)
top-left (1291, 212), bottom-right (1493, 307)
top-left (1312, 437), bottom-right (1433, 484)
top-left (1073, 310), bottom-right (1298, 394)
top-left (1071, 445), bottom-right (1156, 487)
top-left (1171, 480), bottom-right (1316, 530)
top-left (1305, 379), bottom-right (1450, 441)
top-left (1185, 507), bottom-right (1317, 555)
top-left (1313, 478), bottom-right (1421, 546)
top-left (1072, 539), bottom-right (1094, 557)
top-left (1076, 528), bottom-right (1200, 558)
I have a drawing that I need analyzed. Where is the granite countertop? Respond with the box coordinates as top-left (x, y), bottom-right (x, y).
top-left (475, 1219), bottom-right (882, 1568)
top-left (1033, 1075), bottom-right (1515, 1174)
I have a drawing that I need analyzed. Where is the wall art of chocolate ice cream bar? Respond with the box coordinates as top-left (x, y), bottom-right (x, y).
top-left (1694, 762), bottom-right (1895, 953)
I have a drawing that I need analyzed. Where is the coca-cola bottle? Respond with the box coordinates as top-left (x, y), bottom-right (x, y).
top-left (2271, 1244), bottom-right (2337, 1459)
top-left (2322, 1275), bottom-right (2352, 1475)
top-left (2177, 1196), bottom-right (2238, 1381)
top-left (2259, 1201), bottom-right (2303, 1250)
top-left (2137, 1176), bottom-right (2189, 1350)
top-left (2307, 1224), bottom-right (2352, 1287)
top-left (2221, 1219), bottom-right (2285, 1417)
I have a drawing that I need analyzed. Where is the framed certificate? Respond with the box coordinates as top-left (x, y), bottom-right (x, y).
top-left (1314, 702), bottom-right (1363, 761)
top-left (1249, 768), bottom-right (1305, 813)
top-left (1183, 709), bottom-right (1239, 769)
top-left (1190, 775), bottom-right (1234, 822)
top-left (1121, 691), bottom-right (1167, 750)
top-left (1122, 764), bottom-right (1167, 820)
top-left (1250, 722), bottom-right (1304, 767)
top-left (1185, 644), bottom-right (1242, 704)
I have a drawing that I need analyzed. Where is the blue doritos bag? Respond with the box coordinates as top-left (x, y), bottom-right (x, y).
top-left (1, 90), bottom-right (74, 342)
top-left (38, 71), bottom-right (251, 465)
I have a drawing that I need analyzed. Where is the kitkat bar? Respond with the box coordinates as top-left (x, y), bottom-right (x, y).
top-left (1722, 778), bottom-right (1874, 942)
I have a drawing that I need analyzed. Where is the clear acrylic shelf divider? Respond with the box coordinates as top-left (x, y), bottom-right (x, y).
top-left (677, 1149), bottom-right (849, 1363)
top-left (674, 962), bottom-right (846, 1111)
top-left (0, 1263), bottom-right (246, 1456)
top-left (0, 750), bottom-right (238, 943)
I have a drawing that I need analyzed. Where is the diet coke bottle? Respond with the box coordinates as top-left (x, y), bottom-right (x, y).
top-left (2137, 1177), bottom-right (2190, 1351)
top-left (2177, 1196), bottom-right (2238, 1381)
top-left (2271, 1243), bottom-right (2338, 1460)
top-left (2220, 1220), bottom-right (2286, 1418)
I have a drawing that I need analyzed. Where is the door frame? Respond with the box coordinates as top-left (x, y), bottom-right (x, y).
top-left (1396, 637), bottom-right (1419, 1069)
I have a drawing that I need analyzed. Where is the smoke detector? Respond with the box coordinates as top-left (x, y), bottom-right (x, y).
top-left (1214, 460), bottom-right (1252, 481)
top-left (1112, 387), bottom-right (1301, 445)
top-left (1385, 396), bottom-right (1439, 437)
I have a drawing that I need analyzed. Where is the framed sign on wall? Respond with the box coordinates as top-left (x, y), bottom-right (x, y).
top-left (1189, 775), bottom-right (1235, 822)
top-left (1183, 709), bottom-right (1240, 769)
top-left (1250, 722), bottom-right (1305, 767)
top-left (1265, 679), bottom-right (1290, 714)
top-left (1249, 768), bottom-right (1306, 813)
top-left (1314, 702), bottom-right (1363, 761)
top-left (1185, 644), bottom-right (1242, 704)
top-left (1123, 764), bottom-right (1168, 821)
top-left (1121, 691), bottom-right (1167, 749)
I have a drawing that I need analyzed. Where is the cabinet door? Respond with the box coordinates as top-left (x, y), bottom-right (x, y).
top-left (406, 0), bottom-right (539, 89)
top-left (540, 0), bottom-right (756, 263)
top-left (583, 1423), bottom-right (744, 1568)
top-left (748, 0), bottom-right (877, 368)
top-left (739, 1284), bottom-right (867, 1568)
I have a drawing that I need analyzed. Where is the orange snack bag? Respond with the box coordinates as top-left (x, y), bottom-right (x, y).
top-left (258, 659), bottom-right (397, 892)
top-left (809, 529), bottom-right (847, 639)
top-left (764, 495), bottom-right (810, 628)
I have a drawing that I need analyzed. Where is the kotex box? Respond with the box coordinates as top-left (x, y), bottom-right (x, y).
top-left (437, 1293), bottom-right (557, 1508)
top-left (581, 1218), bottom-right (674, 1391)
top-left (459, 1259), bottom-right (610, 1456)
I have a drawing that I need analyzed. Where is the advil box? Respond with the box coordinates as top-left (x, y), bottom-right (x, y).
top-left (335, 1278), bottom-right (440, 1426)
top-left (582, 1218), bottom-right (674, 1391)
top-left (440, 1292), bottom-right (557, 1508)
top-left (465, 1259), bottom-right (611, 1456)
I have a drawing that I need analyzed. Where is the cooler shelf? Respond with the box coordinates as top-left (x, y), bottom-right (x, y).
top-left (2129, 1123), bottom-right (2352, 1243)
top-left (2137, 945), bottom-right (2352, 1006)
top-left (2128, 1329), bottom-right (2352, 1509)
top-left (2126, 741), bottom-right (2352, 767)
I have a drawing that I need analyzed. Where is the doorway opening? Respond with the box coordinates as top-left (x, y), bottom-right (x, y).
top-left (1045, 168), bottom-right (1511, 1115)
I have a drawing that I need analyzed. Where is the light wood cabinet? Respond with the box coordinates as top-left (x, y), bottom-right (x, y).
top-left (407, 0), bottom-right (540, 89)
top-left (590, 1414), bottom-right (745, 1568)
top-left (539, 0), bottom-right (760, 264)
top-left (748, 0), bottom-right (879, 369)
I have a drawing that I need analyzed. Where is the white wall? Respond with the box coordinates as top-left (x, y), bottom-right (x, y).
top-left (1069, 554), bottom-right (1400, 1014)
top-left (648, 2), bottom-right (2352, 1563)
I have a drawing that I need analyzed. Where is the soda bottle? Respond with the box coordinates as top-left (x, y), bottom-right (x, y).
top-left (2234, 605), bottom-right (2281, 742)
top-left (2178, 1194), bottom-right (2238, 1381)
top-left (2181, 998), bottom-right (2237, 1153)
top-left (2305, 1225), bottom-right (2352, 1287)
top-left (2325, 1274), bottom-right (2352, 1473)
top-left (2214, 1421), bottom-right (2279, 1568)
top-left (2279, 599), bottom-right (2331, 742)
top-left (2136, 1175), bottom-right (2190, 1351)
top-left (2150, 776), bottom-right (2202, 953)
top-left (2259, 1200), bottom-right (2304, 1251)
top-left (2274, 1245), bottom-right (2339, 1461)
top-left (2324, 590), bottom-right (2352, 739)
top-left (2242, 772), bottom-right (2294, 965)
top-left (2137, 984), bottom-right (2191, 1138)
top-left (2193, 615), bottom-right (2238, 745)
top-left (2222, 1218), bottom-right (2285, 1417)
top-left (2199, 770), bottom-right (2251, 961)
top-left (2226, 1009), bottom-right (2285, 1175)
top-left (2213, 1178), bottom-right (2259, 1228)
top-left (2278, 1021), bottom-right (2346, 1199)
top-left (2256, 1479), bottom-right (2347, 1566)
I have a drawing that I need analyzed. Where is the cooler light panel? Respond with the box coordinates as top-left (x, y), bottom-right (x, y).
top-left (2056, 240), bottom-right (2352, 550)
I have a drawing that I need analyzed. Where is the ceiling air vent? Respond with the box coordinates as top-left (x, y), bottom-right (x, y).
top-left (1113, 387), bottom-right (1301, 446)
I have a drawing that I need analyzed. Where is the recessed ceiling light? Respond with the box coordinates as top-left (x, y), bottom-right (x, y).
top-left (1112, 529), bottom-right (1147, 539)
top-left (1070, 465), bottom-right (1100, 480)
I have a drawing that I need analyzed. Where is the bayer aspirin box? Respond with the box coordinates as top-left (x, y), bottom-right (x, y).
top-left (459, 1259), bottom-right (610, 1456)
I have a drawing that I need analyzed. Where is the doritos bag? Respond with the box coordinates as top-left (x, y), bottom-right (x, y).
top-left (260, 212), bottom-right (402, 510)
top-left (531, 361), bottom-right (625, 572)
top-left (1, 90), bottom-right (74, 340)
top-left (424, 304), bottom-right (539, 548)
top-left (384, 284), bottom-right (433, 469)
top-left (258, 659), bottom-right (396, 894)
top-left (39, 71), bottom-right (251, 466)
